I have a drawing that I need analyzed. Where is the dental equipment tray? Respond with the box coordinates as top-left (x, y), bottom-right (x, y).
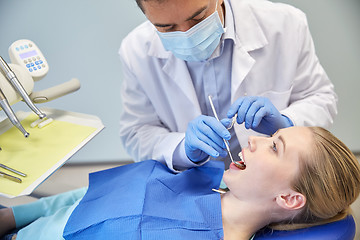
top-left (0, 108), bottom-right (104, 198)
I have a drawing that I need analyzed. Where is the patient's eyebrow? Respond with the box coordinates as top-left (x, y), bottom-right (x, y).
top-left (278, 135), bottom-right (286, 153)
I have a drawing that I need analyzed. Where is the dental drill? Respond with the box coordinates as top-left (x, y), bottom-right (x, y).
top-left (0, 56), bottom-right (46, 119)
top-left (0, 87), bottom-right (29, 137)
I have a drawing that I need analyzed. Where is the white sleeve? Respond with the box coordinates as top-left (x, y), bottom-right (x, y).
top-left (118, 43), bottom-right (201, 172)
top-left (281, 13), bottom-right (337, 128)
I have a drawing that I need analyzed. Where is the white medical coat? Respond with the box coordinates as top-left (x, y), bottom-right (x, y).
top-left (118, 0), bottom-right (337, 171)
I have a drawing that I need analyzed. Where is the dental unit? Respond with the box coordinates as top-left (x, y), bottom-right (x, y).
top-left (0, 39), bottom-right (80, 137)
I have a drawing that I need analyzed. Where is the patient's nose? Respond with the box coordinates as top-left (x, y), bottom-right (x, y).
top-left (248, 136), bottom-right (256, 152)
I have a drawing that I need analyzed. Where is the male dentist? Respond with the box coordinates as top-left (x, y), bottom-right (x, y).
top-left (119, 0), bottom-right (337, 171)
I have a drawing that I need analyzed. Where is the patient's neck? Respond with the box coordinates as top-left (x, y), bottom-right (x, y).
top-left (221, 191), bottom-right (274, 240)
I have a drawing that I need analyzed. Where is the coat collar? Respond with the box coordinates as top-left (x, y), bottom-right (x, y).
top-left (229, 0), bottom-right (268, 52)
top-left (146, 0), bottom-right (269, 104)
top-left (227, 0), bottom-right (269, 100)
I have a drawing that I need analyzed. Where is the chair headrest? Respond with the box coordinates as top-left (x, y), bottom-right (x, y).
top-left (254, 215), bottom-right (355, 240)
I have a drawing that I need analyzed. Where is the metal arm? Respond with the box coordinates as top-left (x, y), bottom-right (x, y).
top-left (0, 56), bottom-right (46, 119)
top-left (0, 87), bottom-right (29, 137)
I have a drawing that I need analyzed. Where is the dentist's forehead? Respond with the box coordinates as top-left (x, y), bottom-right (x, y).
top-left (142, 0), bottom-right (210, 18)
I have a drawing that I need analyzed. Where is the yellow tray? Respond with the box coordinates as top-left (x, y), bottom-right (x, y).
top-left (0, 108), bottom-right (104, 198)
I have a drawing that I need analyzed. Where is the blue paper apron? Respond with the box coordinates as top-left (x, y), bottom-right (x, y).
top-left (63, 160), bottom-right (224, 239)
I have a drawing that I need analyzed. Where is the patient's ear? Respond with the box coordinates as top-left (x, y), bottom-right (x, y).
top-left (276, 192), bottom-right (306, 210)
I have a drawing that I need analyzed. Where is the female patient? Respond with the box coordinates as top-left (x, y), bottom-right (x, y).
top-left (0, 126), bottom-right (360, 240)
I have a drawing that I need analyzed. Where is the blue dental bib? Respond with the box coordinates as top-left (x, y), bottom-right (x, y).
top-left (63, 160), bottom-right (224, 240)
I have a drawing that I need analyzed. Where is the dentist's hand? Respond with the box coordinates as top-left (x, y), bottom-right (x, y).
top-left (227, 96), bottom-right (293, 135)
top-left (185, 115), bottom-right (231, 163)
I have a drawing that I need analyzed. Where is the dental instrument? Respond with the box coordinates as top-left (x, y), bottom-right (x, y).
top-left (0, 163), bottom-right (26, 177)
top-left (208, 95), bottom-right (245, 170)
top-left (0, 86), bottom-right (29, 137)
top-left (0, 171), bottom-right (22, 183)
top-left (0, 56), bottom-right (46, 119)
top-left (227, 113), bottom-right (237, 130)
top-left (212, 188), bottom-right (227, 194)
top-left (0, 159), bottom-right (26, 185)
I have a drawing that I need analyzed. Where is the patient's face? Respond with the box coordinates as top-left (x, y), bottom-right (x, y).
top-left (223, 126), bottom-right (313, 201)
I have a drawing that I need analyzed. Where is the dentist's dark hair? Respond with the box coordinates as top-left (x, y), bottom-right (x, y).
top-left (135, 0), bottom-right (166, 13)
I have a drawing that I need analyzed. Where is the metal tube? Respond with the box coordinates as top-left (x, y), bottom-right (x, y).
top-left (0, 88), bottom-right (29, 137)
top-left (0, 56), bottom-right (46, 119)
top-left (208, 95), bottom-right (245, 170)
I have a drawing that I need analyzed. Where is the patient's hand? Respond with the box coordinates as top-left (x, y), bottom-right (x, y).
top-left (0, 208), bottom-right (16, 237)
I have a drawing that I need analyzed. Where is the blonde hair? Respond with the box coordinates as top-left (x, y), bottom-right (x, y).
top-left (272, 127), bottom-right (360, 230)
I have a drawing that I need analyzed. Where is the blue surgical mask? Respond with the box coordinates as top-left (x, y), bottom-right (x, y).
top-left (157, 1), bottom-right (225, 62)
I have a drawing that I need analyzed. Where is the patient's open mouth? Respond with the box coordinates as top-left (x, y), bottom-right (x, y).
top-left (237, 151), bottom-right (246, 170)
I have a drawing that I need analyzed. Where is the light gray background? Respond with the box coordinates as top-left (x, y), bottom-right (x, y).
top-left (0, 0), bottom-right (359, 163)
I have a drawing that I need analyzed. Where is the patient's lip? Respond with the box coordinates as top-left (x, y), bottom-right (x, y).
top-left (230, 162), bottom-right (242, 170)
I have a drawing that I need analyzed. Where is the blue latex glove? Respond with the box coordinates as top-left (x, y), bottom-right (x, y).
top-left (227, 96), bottom-right (293, 135)
top-left (185, 115), bottom-right (231, 163)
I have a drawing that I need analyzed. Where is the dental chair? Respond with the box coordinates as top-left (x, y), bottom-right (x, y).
top-left (254, 215), bottom-right (356, 240)
top-left (0, 208), bottom-right (355, 240)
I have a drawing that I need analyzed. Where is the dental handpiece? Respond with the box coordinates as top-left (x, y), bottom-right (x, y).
top-left (0, 88), bottom-right (29, 137)
top-left (0, 56), bottom-right (46, 119)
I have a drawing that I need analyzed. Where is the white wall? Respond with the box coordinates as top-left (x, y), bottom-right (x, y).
top-left (0, 0), bottom-right (359, 163)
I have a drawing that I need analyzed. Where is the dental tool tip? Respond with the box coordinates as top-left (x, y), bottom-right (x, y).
top-left (16, 124), bottom-right (30, 138)
top-left (237, 161), bottom-right (246, 170)
top-left (38, 113), bottom-right (47, 119)
top-left (232, 160), bottom-right (246, 170)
